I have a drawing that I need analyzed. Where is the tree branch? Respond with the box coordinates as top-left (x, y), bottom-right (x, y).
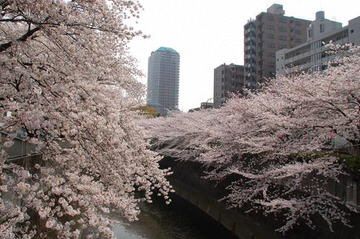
top-left (0, 26), bottom-right (41, 52)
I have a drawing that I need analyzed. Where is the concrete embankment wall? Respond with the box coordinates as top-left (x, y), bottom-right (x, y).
top-left (160, 157), bottom-right (360, 239)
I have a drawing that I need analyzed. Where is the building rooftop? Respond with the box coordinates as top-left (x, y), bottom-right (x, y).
top-left (267, 4), bottom-right (285, 15)
top-left (156, 47), bottom-right (178, 54)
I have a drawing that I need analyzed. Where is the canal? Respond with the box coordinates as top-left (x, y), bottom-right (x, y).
top-left (113, 194), bottom-right (238, 239)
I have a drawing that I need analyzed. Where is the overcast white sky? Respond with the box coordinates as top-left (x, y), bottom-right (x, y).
top-left (129, 0), bottom-right (360, 111)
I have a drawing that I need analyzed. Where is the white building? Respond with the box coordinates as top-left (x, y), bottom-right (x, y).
top-left (276, 12), bottom-right (360, 75)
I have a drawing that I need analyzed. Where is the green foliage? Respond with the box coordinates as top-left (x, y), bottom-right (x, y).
top-left (289, 151), bottom-right (360, 171)
top-left (339, 153), bottom-right (360, 171)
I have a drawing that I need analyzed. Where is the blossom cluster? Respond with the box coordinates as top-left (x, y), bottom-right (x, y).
top-left (141, 46), bottom-right (360, 232)
top-left (1, 1), bottom-right (172, 238)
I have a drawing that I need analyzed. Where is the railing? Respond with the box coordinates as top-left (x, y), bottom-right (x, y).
top-left (1, 131), bottom-right (42, 167)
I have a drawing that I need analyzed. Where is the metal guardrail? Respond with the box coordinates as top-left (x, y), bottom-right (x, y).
top-left (1, 131), bottom-right (41, 163)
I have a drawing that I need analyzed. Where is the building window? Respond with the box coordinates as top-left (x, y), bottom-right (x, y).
top-left (267, 33), bottom-right (275, 39)
top-left (351, 29), bottom-right (354, 34)
top-left (308, 29), bottom-right (313, 38)
top-left (279, 26), bottom-right (287, 32)
top-left (279, 35), bottom-right (287, 41)
top-left (280, 16), bottom-right (287, 23)
top-left (320, 24), bottom-right (325, 33)
top-left (268, 43), bottom-right (276, 48)
top-left (267, 25), bottom-right (275, 30)
top-left (268, 52), bottom-right (275, 57)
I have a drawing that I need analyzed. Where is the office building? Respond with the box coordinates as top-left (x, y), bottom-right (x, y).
top-left (244, 4), bottom-right (311, 88)
top-left (213, 64), bottom-right (244, 108)
top-left (147, 47), bottom-right (180, 116)
top-left (276, 13), bottom-right (360, 75)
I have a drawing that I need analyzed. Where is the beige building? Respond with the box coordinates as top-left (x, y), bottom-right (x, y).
top-left (213, 64), bottom-right (244, 108)
top-left (244, 4), bottom-right (311, 89)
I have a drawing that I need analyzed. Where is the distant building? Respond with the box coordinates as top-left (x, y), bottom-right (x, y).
top-left (276, 13), bottom-right (360, 75)
top-left (147, 47), bottom-right (180, 116)
top-left (244, 4), bottom-right (311, 89)
top-left (200, 102), bottom-right (214, 109)
top-left (213, 64), bottom-right (244, 108)
top-left (188, 102), bottom-right (214, 113)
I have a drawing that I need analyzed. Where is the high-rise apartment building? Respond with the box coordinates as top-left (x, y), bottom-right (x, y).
top-left (147, 47), bottom-right (180, 116)
top-left (276, 13), bottom-right (360, 75)
top-left (213, 64), bottom-right (245, 108)
top-left (244, 4), bottom-right (311, 88)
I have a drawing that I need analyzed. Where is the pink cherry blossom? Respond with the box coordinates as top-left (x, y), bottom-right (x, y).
top-left (141, 45), bottom-right (360, 233)
top-left (1, 1), bottom-right (172, 238)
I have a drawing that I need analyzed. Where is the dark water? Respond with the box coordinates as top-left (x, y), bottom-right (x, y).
top-left (113, 195), bottom-right (238, 239)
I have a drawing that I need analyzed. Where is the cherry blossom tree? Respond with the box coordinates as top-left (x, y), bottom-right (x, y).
top-left (0, 1), bottom-right (172, 238)
top-left (141, 45), bottom-right (360, 233)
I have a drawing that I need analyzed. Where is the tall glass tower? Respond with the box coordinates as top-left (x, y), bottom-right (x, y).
top-left (147, 47), bottom-right (180, 116)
